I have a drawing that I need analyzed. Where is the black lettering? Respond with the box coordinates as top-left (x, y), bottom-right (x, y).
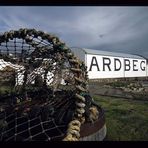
top-left (114, 58), bottom-right (121, 71)
top-left (140, 61), bottom-right (146, 71)
top-left (103, 57), bottom-right (111, 71)
top-left (133, 60), bottom-right (138, 71)
top-left (124, 59), bottom-right (130, 71)
top-left (89, 56), bottom-right (100, 71)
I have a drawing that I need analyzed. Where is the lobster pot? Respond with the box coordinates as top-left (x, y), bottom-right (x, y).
top-left (0, 28), bottom-right (107, 141)
top-left (80, 106), bottom-right (106, 141)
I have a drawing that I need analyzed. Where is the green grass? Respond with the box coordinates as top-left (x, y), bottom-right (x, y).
top-left (94, 95), bottom-right (148, 141)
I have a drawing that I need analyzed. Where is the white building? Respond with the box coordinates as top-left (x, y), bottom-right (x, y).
top-left (71, 48), bottom-right (147, 79)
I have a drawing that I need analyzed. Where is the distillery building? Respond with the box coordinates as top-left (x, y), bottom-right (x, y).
top-left (71, 48), bottom-right (147, 79)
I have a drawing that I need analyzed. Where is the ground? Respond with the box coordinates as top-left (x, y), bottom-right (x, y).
top-left (90, 80), bottom-right (148, 141)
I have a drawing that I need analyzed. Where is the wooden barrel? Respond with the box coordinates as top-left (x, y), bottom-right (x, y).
top-left (80, 106), bottom-right (107, 141)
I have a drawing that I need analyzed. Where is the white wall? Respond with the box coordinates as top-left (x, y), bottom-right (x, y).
top-left (147, 63), bottom-right (148, 77)
top-left (124, 58), bottom-right (147, 77)
top-left (86, 54), bottom-right (147, 79)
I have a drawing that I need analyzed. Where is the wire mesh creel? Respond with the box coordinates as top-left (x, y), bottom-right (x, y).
top-left (0, 28), bottom-right (99, 141)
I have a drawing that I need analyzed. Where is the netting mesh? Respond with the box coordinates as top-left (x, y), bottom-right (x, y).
top-left (0, 31), bottom-right (75, 91)
top-left (0, 83), bottom-right (77, 141)
top-left (0, 112), bottom-right (66, 141)
top-left (0, 28), bottom-right (99, 141)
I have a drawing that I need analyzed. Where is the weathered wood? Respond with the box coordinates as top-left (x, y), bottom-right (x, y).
top-left (79, 106), bottom-right (107, 141)
top-left (80, 124), bottom-right (107, 141)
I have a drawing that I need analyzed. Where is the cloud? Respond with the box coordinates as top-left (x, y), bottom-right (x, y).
top-left (0, 6), bottom-right (148, 58)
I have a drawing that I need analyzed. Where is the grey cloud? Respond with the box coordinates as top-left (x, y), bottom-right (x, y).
top-left (0, 6), bottom-right (148, 58)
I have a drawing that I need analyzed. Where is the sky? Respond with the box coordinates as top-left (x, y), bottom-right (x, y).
top-left (0, 6), bottom-right (148, 58)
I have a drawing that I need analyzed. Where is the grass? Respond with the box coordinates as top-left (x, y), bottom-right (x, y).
top-left (94, 95), bottom-right (148, 141)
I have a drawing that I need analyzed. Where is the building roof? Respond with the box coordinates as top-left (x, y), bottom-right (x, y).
top-left (73, 48), bottom-right (145, 59)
